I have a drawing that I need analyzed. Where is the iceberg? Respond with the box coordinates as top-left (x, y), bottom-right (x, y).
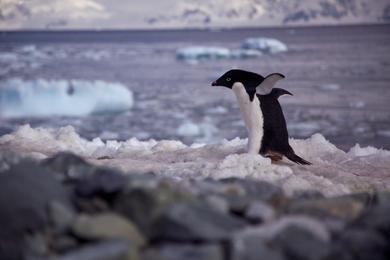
top-left (0, 78), bottom-right (134, 118)
top-left (176, 46), bottom-right (231, 60)
top-left (241, 37), bottom-right (288, 54)
top-left (1, 125), bottom-right (390, 196)
top-left (176, 46), bottom-right (262, 61)
top-left (176, 37), bottom-right (286, 61)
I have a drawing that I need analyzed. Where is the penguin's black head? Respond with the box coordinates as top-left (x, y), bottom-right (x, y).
top-left (211, 69), bottom-right (264, 90)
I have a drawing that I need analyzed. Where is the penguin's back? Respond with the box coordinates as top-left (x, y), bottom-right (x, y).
top-left (257, 94), bottom-right (290, 154)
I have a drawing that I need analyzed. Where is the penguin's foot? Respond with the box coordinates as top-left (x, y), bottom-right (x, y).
top-left (265, 152), bottom-right (283, 162)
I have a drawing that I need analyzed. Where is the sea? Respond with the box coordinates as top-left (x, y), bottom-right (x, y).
top-left (0, 24), bottom-right (389, 150)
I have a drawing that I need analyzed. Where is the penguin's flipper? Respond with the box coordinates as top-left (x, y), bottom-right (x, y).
top-left (285, 150), bottom-right (312, 165)
top-left (256, 73), bottom-right (285, 95)
top-left (271, 88), bottom-right (293, 98)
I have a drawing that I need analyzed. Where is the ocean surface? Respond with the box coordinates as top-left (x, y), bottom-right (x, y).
top-left (0, 25), bottom-right (389, 150)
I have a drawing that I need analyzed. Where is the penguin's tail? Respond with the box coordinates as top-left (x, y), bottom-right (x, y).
top-left (285, 150), bottom-right (311, 165)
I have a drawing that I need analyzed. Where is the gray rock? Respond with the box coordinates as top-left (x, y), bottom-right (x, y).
top-left (353, 198), bottom-right (390, 236)
top-left (194, 178), bottom-right (283, 214)
top-left (114, 186), bottom-right (193, 234)
top-left (231, 237), bottom-right (285, 260)
top-left (332, 228), bottom-right (389, 260)
top-left (286, 196), bottom-right (366, 222)
top-left (220, 178), bottom-right (284, 201)
top-left (71, 213), bottom-right (145, 247)
top-left (220, 178), bottom-right (284, 213)
top-left (0, 161), bottom-right (71, 260)
top-left (142, 244), bottom-right (223, 260)
top-left (292, 190), bottom-right (325, 201)
top-left (56, 239), bottom-right (138, 260)
top-left (270, 225), bottom-right (331, 260)
top-left (244, 201), bottom-right (275, 224)
top-left (203, 195), bottom-right (229, 213)
top-left (49, 201), bottom-right (76, 231)
top-left (51, 235), bottom-right (79, 253)
top-left (75, 167), bottom-right (128, 197)
top-left (234, 215), bottom-right (330, 246)
top-left (24, 233), bottom-right (48, 259)
top-left (42, 152), bottom-right (92, 181)
top-left (150, 202), bottom-right (247, 242)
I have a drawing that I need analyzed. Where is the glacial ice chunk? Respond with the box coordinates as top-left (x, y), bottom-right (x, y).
top-left (0, 78), bottom-right (134, 118)
top-left (241, 37), bottom-right (288, 54)
top-left (176, 46), bottom-right (231, 60)
top-left (176, 46), bottom-right (262, 61)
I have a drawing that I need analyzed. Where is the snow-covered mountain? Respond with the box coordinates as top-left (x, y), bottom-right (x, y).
top-left (145, 0), bottom-right (390, 28)
top-left (0, 0), bottom-right (389, 30)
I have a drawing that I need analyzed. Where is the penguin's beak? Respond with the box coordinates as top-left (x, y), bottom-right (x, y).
top-left (211, 81), bottom-right (218, 86)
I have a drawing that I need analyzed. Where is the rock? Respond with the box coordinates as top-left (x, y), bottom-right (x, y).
top-left (220, 178), bottom-right (284, 202)
top-left (56, 239), bottom-right (138, 260)
top-left (48, 201), bottom-right (76, 231)
top-left (231, 237), bottom-right (285, 260)
top-left (142, 244), bottom-right (223, 260)
top-left (352, 196), bottom-right (390, 236)
top-left (233, 216), bottom-right (330, 249)
top-left (219, 178), bottom-right (284, 213)
top-left (286, 196), bottom-right (366, 222)
top-left (331, 228), bottom-right (390, 260)
top-left (71, 213), bottom-right (145, 247)
top-left (244, 201), bottom-right (275, 224)
top-left (270, 225), bottom-right (331, 260)
top-left (51, 235), bottom-right (79, 253)
top-left (292, 190), bottom-right (325, 201)
top-left (114, 186), bottom-right (193, 234)
top-left (75, 197), bottom-right (110, 214)
top-left (42, 152), bottom-right (92, 181)
top-left (75, 167), bottom-right (128, 198)
top-left (150, 202), bottom-right (247, 242)
top-left (0, 161), bottom-right (71, 260)
top-left (23, 233), bottom-right (48, 259)
top-left (202, 195), bottom-right (229, 213)
top-left (195, 178), bottom-right (284, 214)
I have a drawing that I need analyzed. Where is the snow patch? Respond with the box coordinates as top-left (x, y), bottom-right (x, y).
top-left (348, 144), bottom-right (390, 157)
top-left (0, 78), bottom-right (134, 118)
top-left (1, 125), bottom-right (390, 196)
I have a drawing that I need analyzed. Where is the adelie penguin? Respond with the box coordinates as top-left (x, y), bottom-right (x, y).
top-left (212, 69), bottom-right (311, 165)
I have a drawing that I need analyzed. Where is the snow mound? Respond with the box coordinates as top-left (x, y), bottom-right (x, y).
top-left (176, 46), bottom-right (262, 61)
top-left (0, 78), bottom-right (134, 118)
top-left (241, 37), bottom-right (288, 54)
top-left (1, 125), bottom-right (390, 196)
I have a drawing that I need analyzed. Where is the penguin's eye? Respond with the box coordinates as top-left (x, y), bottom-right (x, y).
top-left (226, 78), bottom-right (231, 82)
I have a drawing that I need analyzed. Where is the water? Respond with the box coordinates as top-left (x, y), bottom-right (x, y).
top-left (0, 25), bottom-right (389, 150)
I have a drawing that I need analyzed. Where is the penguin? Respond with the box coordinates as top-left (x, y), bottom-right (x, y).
top-left (211, 69), bottom-right (311, 165)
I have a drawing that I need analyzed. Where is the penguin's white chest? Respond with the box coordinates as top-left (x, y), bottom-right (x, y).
top-left (232, 82), bottom-right (264, 154)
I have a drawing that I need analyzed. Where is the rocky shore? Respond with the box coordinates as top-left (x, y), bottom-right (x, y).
top-left (0, 152), bottom-right (389, 260)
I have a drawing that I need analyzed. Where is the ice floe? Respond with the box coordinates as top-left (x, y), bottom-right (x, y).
top-left (176, 46), bottom-right (262, 62)
top-left (176, 37), bottom-right (286, 61)
top-left (0, 78), bottom-right (134, 118)
top-left (241, 37), bottom-right (288, 54)
top-left (1, 125), bottom-right (390, 196)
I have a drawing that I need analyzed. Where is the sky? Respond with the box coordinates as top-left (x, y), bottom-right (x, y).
top-left (0, 0), bottom-right (389, 30)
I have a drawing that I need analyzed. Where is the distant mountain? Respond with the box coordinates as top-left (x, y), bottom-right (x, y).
top-left (0, 0), bottom-right (389, 30)
top-left (145, 0), bottom-right (390, 28)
